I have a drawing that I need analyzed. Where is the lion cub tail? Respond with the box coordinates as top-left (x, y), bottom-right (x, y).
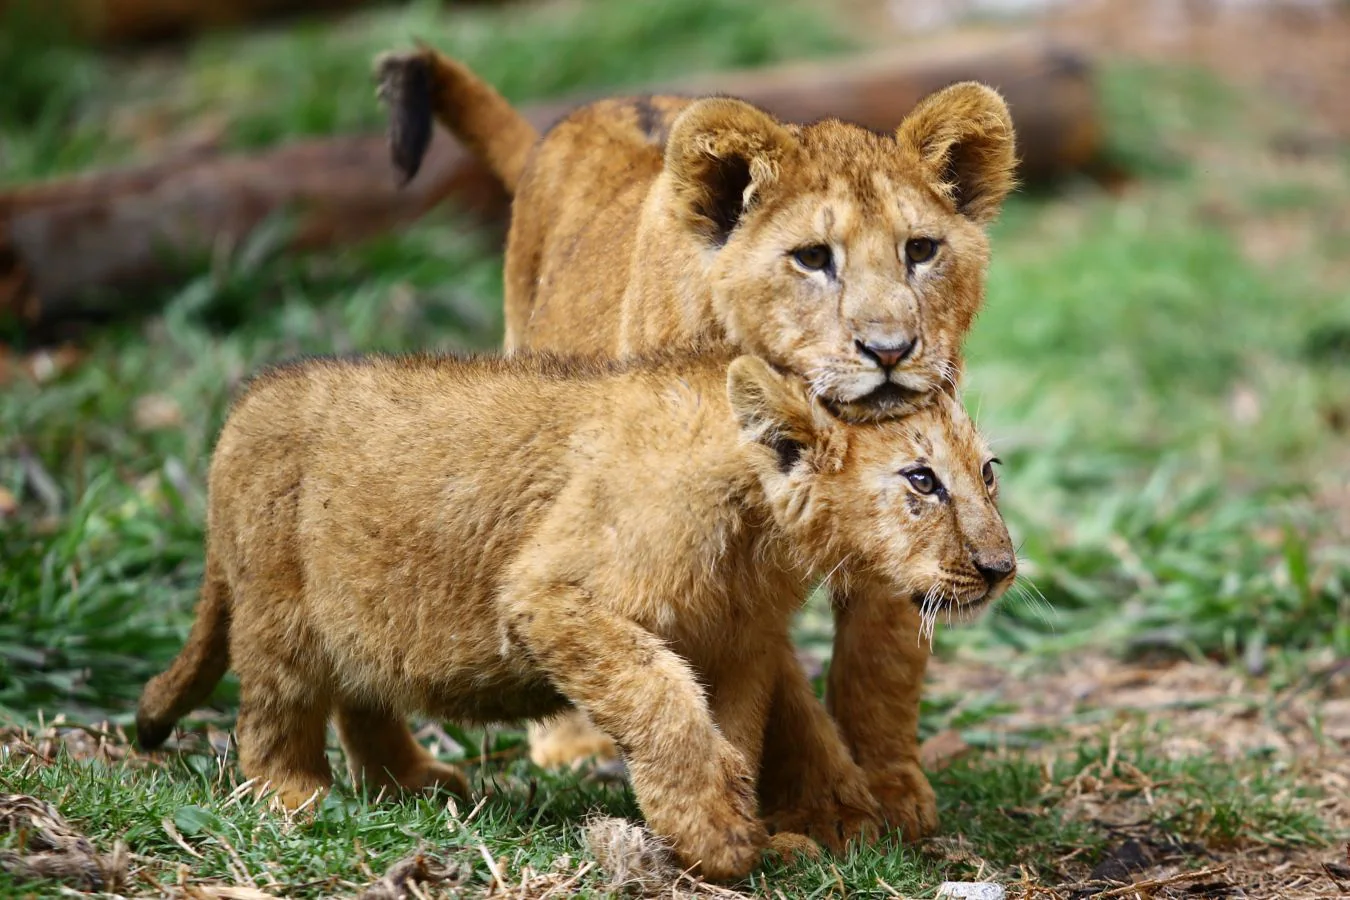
top-left (135, 555), bottom-right (232, 749)
top-left (376, 42), bottom-right (539, 193)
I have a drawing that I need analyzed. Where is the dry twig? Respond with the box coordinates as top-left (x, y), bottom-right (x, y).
top-left (355, 850), bottom-right (462, 900)
top-left (0, 793), bottom-right (126, 893)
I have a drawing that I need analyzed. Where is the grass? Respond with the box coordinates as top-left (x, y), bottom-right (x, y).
top-left (0, 0), bottom-right (851, 183)
top-left (2, 0), bottom-right (1349, 895)
top-left (0, 723), bottom-right (1329, 897)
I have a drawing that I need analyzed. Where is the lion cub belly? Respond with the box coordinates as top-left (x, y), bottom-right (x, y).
top-left (296, 549), bottom-right (568, 724)
top-left (311, 609), bottom-right (565, 723)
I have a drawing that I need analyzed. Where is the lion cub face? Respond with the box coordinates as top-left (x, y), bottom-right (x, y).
top-left (728, 356), bottom-right (1015, 629)
top-left (670, 85), bottom-right (1016, 422)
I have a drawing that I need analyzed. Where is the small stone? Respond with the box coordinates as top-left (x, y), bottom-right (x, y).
top-left (134, 394), bottom-right (183, 431)
top-left (937, 882), bottom-right (1006, 900)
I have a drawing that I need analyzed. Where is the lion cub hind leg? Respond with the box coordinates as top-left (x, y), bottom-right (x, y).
top-left (505, 582), bottom-right (766, 881)
top-left (228, 584), bottom-right (336, 811)
top-left (527, 710), bottom-right (619, 770)
top-left (234, 680), bottom-right (334, 812)
top-left (335, 705), bottom-right (470, 800)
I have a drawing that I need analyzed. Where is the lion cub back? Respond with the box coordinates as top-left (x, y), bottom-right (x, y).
top-left (209, 353), bottom-right (589, 585)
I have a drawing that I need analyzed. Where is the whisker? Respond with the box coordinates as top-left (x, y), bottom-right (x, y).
top-left (938, 360), bottom-right (960, 394)
top-left (820, 553), bottom-right (853, 595)
top-left (915, 584), bottom-right (936, 648)
top-left (921, 585), bottom-right (943, 649)
top-left (1015, 568), bottom-right (1051, 605)
top-left (1009, 572), bottom-right (1054, 629)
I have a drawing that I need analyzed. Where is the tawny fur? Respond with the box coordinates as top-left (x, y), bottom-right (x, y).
top-left (136, 350), bottom-right (1013, 879)
top-left (375, 45), bottom-right (1018, 842)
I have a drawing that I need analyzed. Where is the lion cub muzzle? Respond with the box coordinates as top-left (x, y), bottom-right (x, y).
top-left (854, 336), bottom-right (917, 371)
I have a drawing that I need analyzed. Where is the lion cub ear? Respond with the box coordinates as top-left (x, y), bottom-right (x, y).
top-left (895, 82), bottom-right (1016, 225)
top-left (666, 98), bottom-right (794, 246)
top-left (727, 356), bottom-right (836, 475)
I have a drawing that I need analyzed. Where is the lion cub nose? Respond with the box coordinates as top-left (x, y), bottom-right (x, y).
top-left (973, 553), bottom-right (1015, 587)
top-left (855, 338), bottom-right (916, 370)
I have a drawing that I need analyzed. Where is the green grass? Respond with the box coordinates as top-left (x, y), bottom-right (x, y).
top-left (0, 0), bottom-right (851, 183)
top-left (0, 723), bottom-right (1328, 897)
top-left (1, 0), bottom-right (1348, 894)
top-left (957, 131), bottom-right (1350, 664)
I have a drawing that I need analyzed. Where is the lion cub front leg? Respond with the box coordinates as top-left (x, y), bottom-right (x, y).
top-left (826, 591), bottom-right (937, 841)
top-left (506, 582), bottom-right (766, 881)
top-left (756, 645), bottom-right (882, 854)
top-left (708, 636), bottom-right (845, 863)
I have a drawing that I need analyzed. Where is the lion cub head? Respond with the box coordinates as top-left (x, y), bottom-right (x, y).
top-left (727, 355), bottom-right (1015, 628)
top-left (668, 85), bottom-right (1015, 422)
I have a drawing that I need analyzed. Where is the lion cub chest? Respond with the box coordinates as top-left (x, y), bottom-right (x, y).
top-left (517, 378), bottom-right (793, 650)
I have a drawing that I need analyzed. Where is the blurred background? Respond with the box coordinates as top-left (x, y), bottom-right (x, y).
top-left (0, 0), bottom-right (1347, 745)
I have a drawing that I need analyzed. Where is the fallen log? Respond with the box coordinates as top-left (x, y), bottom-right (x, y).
top-left (0, 34), bottom-right (1102, 325)
top-left (2, 0), bottom-right (373, 45)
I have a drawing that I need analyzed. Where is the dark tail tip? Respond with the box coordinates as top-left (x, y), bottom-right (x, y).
top-left (134, 710), bottom-right (174, 750)
top-left (375, 50), bottom-right (436, 186)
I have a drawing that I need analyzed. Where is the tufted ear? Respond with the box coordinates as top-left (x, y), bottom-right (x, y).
top-left (665, 98), bottom-right (795, 246)
top-left (727, 356), bottom-right (834, 475)
top-left (895, 81), bottom-right (1016, 225)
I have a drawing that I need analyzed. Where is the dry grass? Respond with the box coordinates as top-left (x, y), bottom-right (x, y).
top-left (917, 653), bottom-right (1349, 899)
top-left (0, 792), bottom-right (127, 892)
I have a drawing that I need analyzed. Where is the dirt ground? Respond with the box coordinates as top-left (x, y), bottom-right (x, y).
top-left (921, 652), bottom-right (1350, 898)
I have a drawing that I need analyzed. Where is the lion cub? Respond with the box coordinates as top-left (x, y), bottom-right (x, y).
top-left (377, 46), bottom-right (1018, 835)
top-left (136, 350), bottom-right (1013, 879)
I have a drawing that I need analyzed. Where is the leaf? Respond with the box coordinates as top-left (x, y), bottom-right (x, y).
top-left (1282, 527), bottom-right (1313, 610)
top-left (173, 804), bottom-right (219, 836)
top-left (920, 729), bottom-right (973, 772)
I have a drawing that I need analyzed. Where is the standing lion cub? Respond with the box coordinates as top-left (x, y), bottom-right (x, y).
top-left (376, 45), bottom-right (1017, 838)
top-left (136, 349), bottom-right (1014, 879)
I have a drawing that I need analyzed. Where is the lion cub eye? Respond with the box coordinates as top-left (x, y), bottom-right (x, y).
top-left (792, 244), bottom-right (833, 273)
top-left (904, 237), bottom-right (937, 265)
top-left (902, 466), bottom-right (939, 495)
top-left (982, 458), bottom-right (1001, 488)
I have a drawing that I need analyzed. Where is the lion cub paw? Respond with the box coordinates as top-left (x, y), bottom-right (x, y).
top-left (527, 720), bottom-right (620, 771)
top-left (869, 762), bottom-right (938, 842)
top-left (763, 798), bottom-right (881, 855)
top-left (404, 759), bottom-right (471, 799)
top-left (659, 748), bottom-right (766, 881)
top-left (765, 831), bottom-right (822, 863)
top-left (679, 800), bottom-right (767, 882)
top-left (762, 763), bottom-right (882, 855)
top-left (259, 778), bottom-right (330, 816)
